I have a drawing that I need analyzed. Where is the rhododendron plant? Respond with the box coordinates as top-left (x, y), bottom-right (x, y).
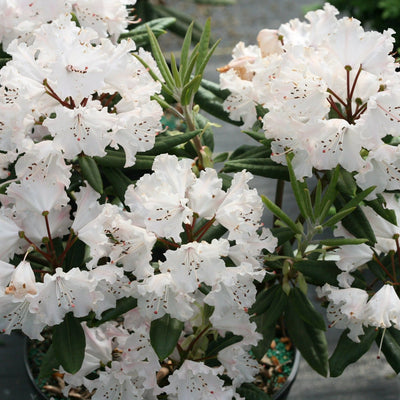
top-left (1, 1), bottom-right (400, 399)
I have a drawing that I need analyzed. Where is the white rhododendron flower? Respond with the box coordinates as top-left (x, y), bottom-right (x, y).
top-left (220, 3), bottom-right (400, 182)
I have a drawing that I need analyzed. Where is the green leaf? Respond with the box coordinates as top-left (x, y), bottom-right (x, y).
top-left (236, 383), bottom-right (272, 400)
top-left (195, 18), bottom-right (211, 74)
top-left (338, 198), bottom-right (377, 245)
top-left (318, 238), bottom-right (368, 246)
top-left (294, 260), bottom-right (366, 288)
top-left (262, 195), bottom-right (302, 234)
top-left (150, 314), bottom-right (184, 360)
top-left (63, 239), bottom-right (86, 271)
top-left (294, 260), bottom-right (341, 286)
top-left (38, 343), bottom-right (59, 380)
top-left (52, 313), bottom-right (86, 374)
top-left (94, 149), bottom-right (126, 168)
top-left (118, 17), bottom-right (176, 46)
top-left (289, 287), bottom-right (326, 331)
top-left (365, 193), bottom-right (397, 226)
top-left (179, 21), bottom-right (194, 82)
top-left (181, 74), bottom-right (202, 106)
top-left (329, 327), bottom-right (378, 377)
top-left (249, 284), bottom-right (287, 318)
top-left (320, 165), bottom-right (340, 219)
top-left (146, 24), bottom-right (175, 89)
top-left (145, 129), bottom-right (202, 155)
top-left (90, 297), bottom-right (137, 327)
top-left (287, 157), bottom-right (309, 220)
top-left (242, 128), bottom-right (266, 142)
top-left (170, 52), bottom-right (182, 87)
top-left (78, 155), bottom-right (103, 194)
top-left (205, 332), bottom-right (243, 358)
top-left (224, 158), bottom-right (289, 180)
top-left (195, 223), bottom-right (227, 243)
top-left (270, 227), bottom-right (294, 246)
top-left (377, 327), bottom-right (400, 373)
top-left (251, 315), bottom-right (276, 360)
top-left (102, 167), bottom-right (132, 203)
top-left (213, 152), bottom-right (229, 163)
top-left (230, 146), bottom-right (270, 160)
top-left (195, 38), bottom-right (221, 82)
top-left (285, 305), bottom-right (329, 376)
top-left (336, 168), bottom-right (357, 197)
top-left (322, 206), bottom-right (356, 228)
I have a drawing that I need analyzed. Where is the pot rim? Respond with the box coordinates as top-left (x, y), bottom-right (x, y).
top-left (273, 347), bottom-right (301, 400)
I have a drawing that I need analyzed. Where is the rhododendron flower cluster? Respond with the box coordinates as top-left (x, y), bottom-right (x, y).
top-left (220, 3), bottom-right (400, 190)
top-left (219, 1), bottom-right (400, 379)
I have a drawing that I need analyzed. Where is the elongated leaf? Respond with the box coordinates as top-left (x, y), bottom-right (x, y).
top-left (224, 159), bottom-right (289, 180)
top-left (150, 314), bottom-right (184, 360)
top-left (287, 157), bottom-right (308, 220)
top-left (262, 195), bottom-right (302, 234)
top-left (197, 223), bottom-right (227, 243)
top-left (294, 260), bottom-right (366, 288)
top-left (289, 287), bottom-right (326, 331)
top-left (249, 284), bottom-right (287, 317)
top-left (318, 238), bottom-right (368, 246)
top-left (53, 313), bottom-right (85, 374)
top-left (102, 167), bottom-right (132, 203)
top-left (196, 38), bottom-right (221, 81)
top-left (231, 146), bottom-right (270, 159)
top-left (78, 155), bottom-right (103, 194)
top-left (251, 314), bottom-right (276, 360)
top-left (91, 297), bottom-right (137, 327)
top-left (339, 201), bottom-right (376, 245)
top-left (336, 168), bottom-right (357, 197)
top-left (365, 194), bottom-right (397, 226)
top-left (322, 206), bottom-right (356, 227)
top-left (63, 239), bottom-right (86, 271)
top-left (38, 343), bottom-right (59, 380)
top-left (146, 25), bottom-right (175, 89)
top-left (195, 18), bottom-right (211, 74)
top-left (118, 17), bottom-right (176, 46)
top-left (145, 129), bottom-right (201, 155)
top-left (243, 128), bottom-right (266, 142)
top-left (229, 144), bottom-right (263, 160)
top-left (329, 327), bottom-right (378, 377)
top-left (378, 327), bottom-right (400, 373)
top-left (294, 260), bottom-right (341, 286)
top-left (285, 305), bottom-right (329, 376)
top-left (95, 149), bottom-right (125, 167)
top-left (236, 383), bottom-right (272, 400)
top-left (320, 165), bottom-right (340, 213)
top-left (303, 187), bottom-right (315, 222)
top-left (181, 74), bottom-right (202, 106)
top-left (179, 21), bottom-right (194, 81)
top-left (195, 114), bottom-right (214, 151)
top-left (205, 332), bottom-right (243, 358)
top-left (170, 52), bottom-right (182, 87)
top-left (270, 227), bottom-right (294, 246)
top-left (314, 179), bottom-right (323, 217)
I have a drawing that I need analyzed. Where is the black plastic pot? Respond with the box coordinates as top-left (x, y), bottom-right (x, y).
top-left (25, 339), bottom-right (301, 400)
